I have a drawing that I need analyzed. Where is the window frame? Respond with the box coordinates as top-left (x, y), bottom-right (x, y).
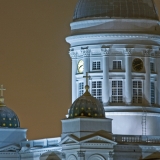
top-left (92, 61), bottom-right (101, 70)
top-left (91, 80), bottom-right (102, 103)
top-left (111, 80), bottom-right (123, 103)
top-left (113, 60), bottom-right (122, 70)
top-left (132, 80), bottom-right (143, 104)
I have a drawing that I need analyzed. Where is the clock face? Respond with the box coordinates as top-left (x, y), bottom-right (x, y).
top-left (132, 58), bottom-right (143, 72)
top-left (78, 60), bottom-right (84, 73)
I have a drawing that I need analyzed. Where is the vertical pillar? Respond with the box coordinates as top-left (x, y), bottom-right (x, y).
top-left (69, 51), bottom-right (77, 103)
top-left (61, 152), bottom-right (66, 160)
top-left (101, 48), bottom-right (110, 105)
top-left (82, 49), bottom-right (90, 86)
top-left (156, 53), bottom-right (160, 105)
top-left (144, 52), bottom-right (151, 105)
top-left (77, 151), bottom-right (85, 160)
top-left (108, 152), bottom-right (114, 160)
top-left (125, 49), bottom-right (132, 105)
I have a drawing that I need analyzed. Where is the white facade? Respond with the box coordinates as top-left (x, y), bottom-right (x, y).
top-left (1, 0), bottom-right (160, 160)
top-left (67, 18), bottom-right (160, 136)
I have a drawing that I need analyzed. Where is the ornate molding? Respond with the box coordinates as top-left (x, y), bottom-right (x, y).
top-left (81, 49), bottom-right (91, 57)
top-left (125, 48), bottom-right (133, 55)
top-left (77, 151), bottom-right (85, 157)
top-left (101, 48), bottom-right (111, 56)
top-left (69, 51), bottom-right (77, 59)
top-left (143, 49), bottom-right (152, 56)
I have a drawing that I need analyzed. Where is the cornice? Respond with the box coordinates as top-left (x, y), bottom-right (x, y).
top-left (66, 33), bottom-right (160, 44)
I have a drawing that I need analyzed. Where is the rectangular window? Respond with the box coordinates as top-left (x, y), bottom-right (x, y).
top-left (78, 82), bottom-right (84, 97)
top-left (133, 81), bottom-right (142, 104)
top-left (151, 82), bottom-right (155, 104)
top-left (92, 61), bottom-right (101, 70)
top-left (150, 62), bottom-right (154, 72)
top-left (111, 81), bottom-right (123, 103)
top-left (113, 61), bottom-right (122, 69)
top-left (92, 81), bottom-right (102, 102)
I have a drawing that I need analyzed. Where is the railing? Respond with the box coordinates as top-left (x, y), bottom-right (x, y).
top-left (112, 135), bottom-right (160, 144)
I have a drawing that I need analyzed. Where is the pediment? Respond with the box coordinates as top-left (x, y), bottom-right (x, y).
top-left (61, 135), bottom-right (79, 145)
top-left (80, 135), bottom-right (117, 144)
top-left (0, 144), bottom-right (20, 152)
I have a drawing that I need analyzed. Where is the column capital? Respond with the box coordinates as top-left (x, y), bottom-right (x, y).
top-left (81, 49), bottom-right (91, 57)
top-left (69, 51), bottom-right (77, 59)
top-left (101, 48), bottom-right (110, 56)
top-left (143, 49), bottom-right (152, 57)
top-left (125, 48), bottom-right (133, 56)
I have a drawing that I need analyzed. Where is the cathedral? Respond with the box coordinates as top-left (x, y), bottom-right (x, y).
top-left (1, 0), bottom-right (160, 159)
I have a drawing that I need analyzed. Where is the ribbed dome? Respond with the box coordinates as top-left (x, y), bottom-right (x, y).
top-left (73, 0), bottom-right (158, 21)
top-left (68, 85), bottom-right (105, 119)
top-left (0, 98), bottom-right (20, 128)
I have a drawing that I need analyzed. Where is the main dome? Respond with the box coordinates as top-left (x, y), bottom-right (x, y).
top-left (73, 0), bottom-right (158, 21)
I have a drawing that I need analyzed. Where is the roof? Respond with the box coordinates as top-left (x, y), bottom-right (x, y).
top-left (73, 0), bottom-right (159, 21)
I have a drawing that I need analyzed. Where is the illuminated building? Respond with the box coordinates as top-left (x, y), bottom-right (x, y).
top-left (1, 0), bottom-right (160, 159)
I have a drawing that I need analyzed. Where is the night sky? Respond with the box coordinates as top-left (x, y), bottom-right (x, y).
top-left (0, 0), bottom-right (160, 140)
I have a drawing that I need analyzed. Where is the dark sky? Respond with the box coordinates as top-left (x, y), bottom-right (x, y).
top-left (0, 0), bottom-right (160, 140)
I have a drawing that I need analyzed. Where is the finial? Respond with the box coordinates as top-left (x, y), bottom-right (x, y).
top-left (83, 72), bottom-right (91, 96)
top-left (0, 85), bottom-right (6, 104)
top-left (0, 85), bottom-right (6, 97)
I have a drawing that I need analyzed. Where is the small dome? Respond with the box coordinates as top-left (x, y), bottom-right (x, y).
top-left (0, 85), bottom-right (20, 128)
top-left (73, 0), bottom-right (158, 21)
top-left (68, 85), bottom-right (105, 118)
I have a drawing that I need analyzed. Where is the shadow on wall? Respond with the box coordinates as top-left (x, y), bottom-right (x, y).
top-left (40, 151), bottom-right (61, 160)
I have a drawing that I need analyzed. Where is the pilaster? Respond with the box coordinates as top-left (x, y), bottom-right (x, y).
top-left (101, 48), bottom-right (110, 106)
top-left (125, 48), bottom-right (132, 105)
top-left (69, 50), bottom-right (78, 103)
top-left (143, 50), bottom-right (151, 105)
top-left (77, 151), bottom-right (85, 160)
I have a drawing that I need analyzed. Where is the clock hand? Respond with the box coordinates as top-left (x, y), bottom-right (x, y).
top-left (134, 63), bottom-right (142, 68)
top-left (79, 65), bottom-right (83, 68)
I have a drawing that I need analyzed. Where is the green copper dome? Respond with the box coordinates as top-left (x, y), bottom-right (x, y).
top-left (68, 85), bottom-right (105, 119)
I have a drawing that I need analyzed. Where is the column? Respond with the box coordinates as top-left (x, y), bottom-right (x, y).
top-left (125, 49), bottom-right (132, 105)
top-left (82, 49), bottom-right (90, 86)
top-left (77, 151), bottom-right (85, 160)
top-left (69, 51), bottom-right (77, 103)
top-left (61, 152), bottom-right (66, 160)
top-left (144, 51), bottom-right (151, 105)
top-left (101, 48), bottom-right (110, 105)
top-left (156, 53), bottom-right (160, 105)
top-left (108, 151), bottom-right (114, 160)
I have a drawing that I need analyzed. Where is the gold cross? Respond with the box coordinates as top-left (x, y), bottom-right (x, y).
top-left (83, 72), bottom-right (90, 86)
top-left (0, 85), bottom-right (6, 97)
